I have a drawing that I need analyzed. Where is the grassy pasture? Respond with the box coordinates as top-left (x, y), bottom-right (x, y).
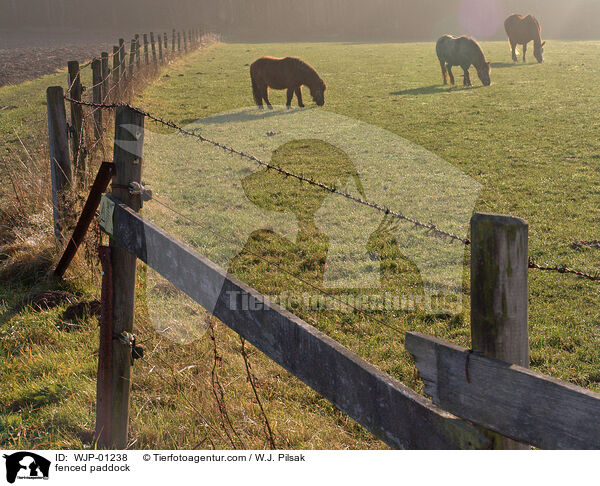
top-left (1, 40), bottom-right (599, 449)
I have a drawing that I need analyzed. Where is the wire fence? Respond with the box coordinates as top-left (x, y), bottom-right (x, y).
top-left (62, 28), bottom-right (208, 194)
top-left (48, 42), bottom-right (600, 451)
top-left (63, 97), bottom-right (600, 283)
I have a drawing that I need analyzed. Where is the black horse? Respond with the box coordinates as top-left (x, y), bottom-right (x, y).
top-left (436, 35), bottom-right (491, 86)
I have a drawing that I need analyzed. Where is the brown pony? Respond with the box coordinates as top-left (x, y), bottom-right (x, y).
top-left (436, 35), bottom-right (491, 87)
top-left (250, 56), bottom-right (326, 109)
top-left (504, 14), bottom-right (545, 63)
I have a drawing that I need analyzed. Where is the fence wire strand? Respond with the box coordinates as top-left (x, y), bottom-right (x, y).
top-left (66, 97), bottom-right (600, 282)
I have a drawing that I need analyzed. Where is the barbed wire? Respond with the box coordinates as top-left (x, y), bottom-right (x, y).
top-left (527, 258), bottom-right (600, 281)
top-left (64, 97), bottom-right (600, 282)
top-left (572, 240), bottom-right (600, 250)
top-left (62, 97), bottom-right (470, 244)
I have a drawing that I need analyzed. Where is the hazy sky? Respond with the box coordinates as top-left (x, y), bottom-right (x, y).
top-left (1, 0), bottom-right (599, 40)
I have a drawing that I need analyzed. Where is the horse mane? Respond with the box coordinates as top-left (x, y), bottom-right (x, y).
top-left (529, 15), bottom-right (543, 47)
top-left (288, 57), bottom-right (326, 90)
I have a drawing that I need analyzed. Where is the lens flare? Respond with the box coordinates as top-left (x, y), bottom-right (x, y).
top-left (458, 0), bottom-right (503, 39)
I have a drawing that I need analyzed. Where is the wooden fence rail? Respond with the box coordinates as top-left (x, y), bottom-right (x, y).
top-left (49, 28), bottom-right (600, 450)
top-left (95, 189), bottom-right (600, 449)
top-left (405, 332), bottom-right (600, 449)
top-left (97, 191), bottom-right (491, 450)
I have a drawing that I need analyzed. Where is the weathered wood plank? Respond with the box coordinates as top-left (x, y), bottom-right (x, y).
top-left (470, 212), bottom-right (529, 449)
top-left (112, 45), bottom-right (120, 99)
top-left (46, 86), bottom-right (72, 241)
top-left (128, 39), bottom-right (136, 79)
top-left (91, 59), bottom-right (103, 140)
top-left (67, 60), bottom-right (84, 182)
top-left (143, 34), bottom-right (149, 66)
top-left (54, 162), bottom-right (113, 278)
top-left (118, 38), bottom-right (126, 85)
top-left (98, 196), bottom-right (491, 450)
top-left (150, 32), bottom-right (157, 66)
top-left (470, 213), bottom-right (529, 367)
top-left (406, 332), bottom-right (600, 449)
top-left (100, 52), bottom-right (110, 103)
top-left (98, 108), bottom-right (145, 449)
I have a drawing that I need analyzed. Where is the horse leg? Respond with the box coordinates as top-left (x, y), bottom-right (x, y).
top-left (286, 88), bottom-right (294, 108)
top-left (440, 61), bottom-right (448, 85)
top-left (252, 75), bottom-right (263, 108)
top-left (263, 86), bottom-right (273, 110)
top-left (295, 87), bottom-right (304, 107)
top-left (447, 65), bottom-right (455, 85)
top-left (510, 39), bottom-right (518, 62)
top-left (462, 67), bottom-right (471, 86)
top-left (522, 43), bottom-right (527, 63)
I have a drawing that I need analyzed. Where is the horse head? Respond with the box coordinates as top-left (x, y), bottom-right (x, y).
top-left (476, 62), bottom-right (492, 86)
top-left (310, 80), bottom-right (327, 106)
top-left (534, 41), bottom-right (545, 63)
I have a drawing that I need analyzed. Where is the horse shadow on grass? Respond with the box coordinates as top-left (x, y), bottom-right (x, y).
top-left (390, 84), bottom-right (485, 96)
top-left (180, 106), bottom-right (303, 127)
top-left (390, 85), bottom-right (449, 96)
top-left (490, 62), bottom-right (527, 69)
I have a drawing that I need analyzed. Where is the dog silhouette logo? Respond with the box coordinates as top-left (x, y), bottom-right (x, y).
top-left (3, 452), bottom-right (51, 483)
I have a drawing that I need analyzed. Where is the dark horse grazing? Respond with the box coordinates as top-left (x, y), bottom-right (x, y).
top-left (250, 56), bottom-right (326, 109)
top-left (436, 35), bottom-right (491, 87)
top-left (504, 14), bottom-right (545, 63)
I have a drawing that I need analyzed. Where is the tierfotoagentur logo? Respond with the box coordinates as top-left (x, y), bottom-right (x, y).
top-left (119, 105), bottom-right (480, 342)
top-left (3, 452), bottom-right (51, 483)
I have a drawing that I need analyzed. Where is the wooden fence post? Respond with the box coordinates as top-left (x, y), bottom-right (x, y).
top-left (163, 32), bottom-right (168, 51)
top-left (143, 34), bottom-right (149, 66)
top-left (183, 30), bottom-right (187, 52)
top-left (91, 59), bottom-right (102, 140)
top-left (178, 31), bottom-right (181, 53)
top-left (135, 34), bottom-right (141, 70)
top-left (67, 60), bottom-right (84, 184)
top-left (157, 34), bottom-right (163, 63)
top-left (99, 106), bottom-right (145, 449)
top-left (470, 212), bottom-right (529, 449)
top-left (150, 32), bottom-right (157, 66)
top-left (172, 29), bottom-right (176, 53)
top-left (96, 245), bottom-right (114, 446)
top-left (119, 38), bottom-right (126, 85)
top-left (101, 52), bottom-right (110, 103)
top-left (46, 86), bottom-right (73, 241)
top-left (128, 39), bottom-right (136, 79)
top-left (112, 45), bottom-right (120, 99)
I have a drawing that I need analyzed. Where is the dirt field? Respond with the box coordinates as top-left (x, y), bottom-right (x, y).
top-left (0, 28), bottom-right (120, 87)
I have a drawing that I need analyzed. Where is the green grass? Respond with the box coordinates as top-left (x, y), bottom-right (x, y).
top-left (1, 40), bottom-right (599, 450)
top-left (139, 40), bottom-right (600, 383)
top-left (0, 67), bottom-right (98, 447)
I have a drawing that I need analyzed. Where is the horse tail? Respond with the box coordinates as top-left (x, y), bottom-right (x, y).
top-left (250, 64), bottom-right (262, 106)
